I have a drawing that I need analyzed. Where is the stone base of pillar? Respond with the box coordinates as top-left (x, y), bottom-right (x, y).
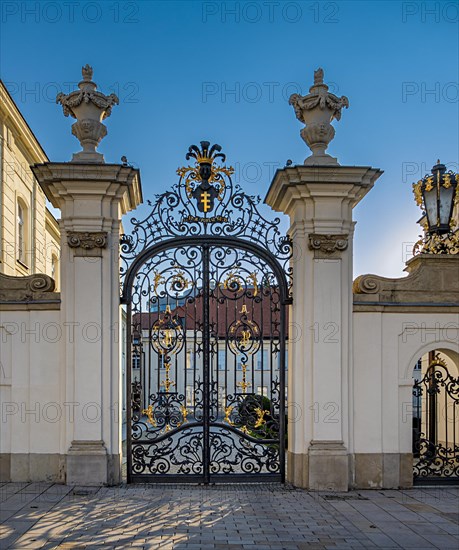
top-left (0, 453), bottom-right (66, 483)
top-left (287, 451), bottom-right (309, 488)
top-left (67, 440), bottom-right (120, 486)
top-left (308, 441), bottom-right (349, 491)
top-left (352, 452), bottom-right (413, 489)
top-left (399, 453), bottom-right (414, 489)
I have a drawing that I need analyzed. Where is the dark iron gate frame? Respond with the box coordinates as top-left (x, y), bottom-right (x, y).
top-left (121, 235), bottom-right (291, 483)
top-left (119, 141), bottom-right (293, 484)
top-left (412, 356), bottom-right (459, 485)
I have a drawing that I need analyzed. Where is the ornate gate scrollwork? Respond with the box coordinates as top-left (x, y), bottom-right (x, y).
top-left (413, 355), bottom-right (459, 484)
top-left (121, 141), bottom-right (292, 483)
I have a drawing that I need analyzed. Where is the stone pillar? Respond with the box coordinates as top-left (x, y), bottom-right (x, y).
top-left (32, 162), bottom-right (142, 484)
top-left (265, 164), bottom-right (382, 490)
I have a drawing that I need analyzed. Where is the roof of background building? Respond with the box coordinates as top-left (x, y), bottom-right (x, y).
top-left (132, 291), bottom-right (286, 338)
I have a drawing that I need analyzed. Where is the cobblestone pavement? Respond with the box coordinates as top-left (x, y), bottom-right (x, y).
top-left (0, 483), bottom-right (458, 549)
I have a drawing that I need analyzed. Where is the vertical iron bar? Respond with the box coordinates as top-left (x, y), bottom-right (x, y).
top-left (444, 382), bottom-right (448, 461)
top-left (428, 352), bottom-right (437, 449)
top-left (260, 286), bottom-right (264, 395)
top-left (225, 296), bottom-right (228, 405)
top-left (193, 269), bottom-right (197, 413)
top-left (214, 271), bottom-right (219, 420)
top-left (279, 299), bottom-right (286, 483)
top-left (147, 284), bottom-right (151, 409)
top-left (126, 301), bottom-right (132, 483)
top-left (202, 244), bottom-right (211, 483)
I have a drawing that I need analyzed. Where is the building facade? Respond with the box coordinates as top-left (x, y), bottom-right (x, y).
top-left (0, 81), bottom-right (60, 284)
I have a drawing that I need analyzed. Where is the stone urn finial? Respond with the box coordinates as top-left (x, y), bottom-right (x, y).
top-left (289, 68), bottom-right (349, 165)
top-left (56, 65), bottom-right (119, 163)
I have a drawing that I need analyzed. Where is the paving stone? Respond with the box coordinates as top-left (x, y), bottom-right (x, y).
top-left (1, 485), bottom-right (458, 549)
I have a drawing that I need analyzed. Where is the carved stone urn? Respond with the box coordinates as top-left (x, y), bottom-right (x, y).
top-left (56, 65), bottom-right (119, 163)
top-left (289, 68), bottom-right (349, 165)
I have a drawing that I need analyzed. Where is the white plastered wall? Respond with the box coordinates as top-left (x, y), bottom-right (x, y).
top-left (0, 309), bottom-right (63, 460)
top-left (352, 311), bottom-right (459, 458)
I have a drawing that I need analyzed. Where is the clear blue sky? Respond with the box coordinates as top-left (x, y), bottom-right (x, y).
top-left (1, 0), bottom-right (458, 276)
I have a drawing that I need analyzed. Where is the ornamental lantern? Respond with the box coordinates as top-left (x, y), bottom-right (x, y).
top-left (412, 161), bottom-right (459, 254)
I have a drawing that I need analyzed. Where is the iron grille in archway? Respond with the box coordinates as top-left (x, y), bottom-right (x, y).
top-left (413, 355), bottom-right (459, 484)
top-left (120, 142), bottom-right (292, 483)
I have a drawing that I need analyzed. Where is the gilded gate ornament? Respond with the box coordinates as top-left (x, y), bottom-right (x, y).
top-left (176, 141), bottom-right (234, 215)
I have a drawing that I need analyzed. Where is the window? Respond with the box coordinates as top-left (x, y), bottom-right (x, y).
top-left (218, 349), bottom-right (226, 371)
top-left (256, 349), bottom-right (270, 371)
top-left (17, 200), bottom-right (27, 265)
top-left (186, 349), bottom-right (194, 369)
top-left (256, 386), bottom-right (268, 397)
top-left (278, 350), bottom-right (288, 371)
top-left (51, 254), bottom-right (59, 289)
top-left (6, 127), bottom-right (13, 149)
top-left (132, 353), bottom-right (141, 369)
top-left (186, 385), bottom-right (194, 406)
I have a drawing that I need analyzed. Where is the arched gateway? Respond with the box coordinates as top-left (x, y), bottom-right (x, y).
top-left (120, 142), bottom-right (292, 483)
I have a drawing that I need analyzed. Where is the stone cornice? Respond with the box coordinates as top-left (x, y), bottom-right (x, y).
top-left (0, 300), bottom-right (61, 311)
top-left (353, 254), bottom-right (459, 305)
top-left (0, 272), bottom-right (59, 302)
top-left (353, 303), bottom-right (459, 313)
top-left (30, 162), bottom-right (143, 215)
top-left (264, 165), bottom-right (383, 215)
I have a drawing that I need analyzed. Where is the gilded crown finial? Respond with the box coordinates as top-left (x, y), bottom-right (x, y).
top-left (186, 141), bottom-right (226, 166)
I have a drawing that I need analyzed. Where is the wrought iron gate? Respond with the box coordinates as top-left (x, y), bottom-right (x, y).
top-left (413, 355), bottom-right (459, 484)
top-left (120, 142), bottom-right (292, 483)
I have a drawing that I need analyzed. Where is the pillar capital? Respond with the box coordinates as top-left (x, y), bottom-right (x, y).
top-left (265, 165), bottom-right (383, 224)
top-left (31, 162), bottom-right (142, 226)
